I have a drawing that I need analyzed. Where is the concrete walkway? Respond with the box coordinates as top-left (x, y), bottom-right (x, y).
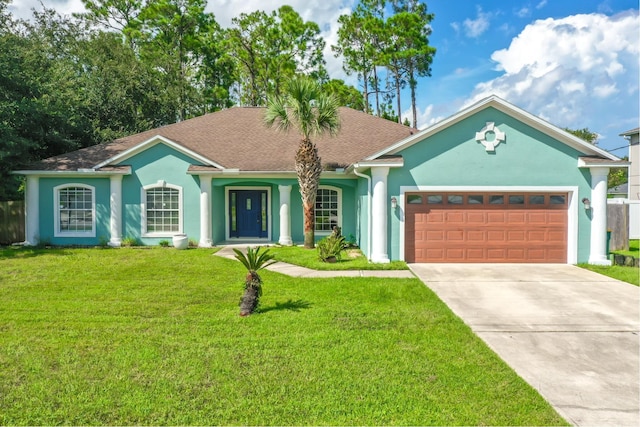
top-left (409, 263), bottom-right (640, 427)
top-left (214, 245), bottom-right (416, 278)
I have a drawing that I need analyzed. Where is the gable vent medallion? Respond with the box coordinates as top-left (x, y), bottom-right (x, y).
top-left (475, 122), bottom-right (505, 152)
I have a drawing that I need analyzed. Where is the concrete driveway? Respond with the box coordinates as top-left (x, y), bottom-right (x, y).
top-left (409, 264), bottom-right (640, 427)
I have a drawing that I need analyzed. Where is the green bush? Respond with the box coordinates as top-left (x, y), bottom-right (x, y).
top-left (317, 233), bottom-right (346, 262)
top-left (121, 236), bottom-right (139, 247)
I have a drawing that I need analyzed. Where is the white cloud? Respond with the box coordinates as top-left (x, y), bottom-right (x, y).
top-left (516, 7), bottom-right (530, 18)
top-left (207, 0), bottom-right (355, 29)
top-left (462, 6), bottom-right (491, 38)
top-left (536, 0), bottom-right (548, 9)
top-left (593, 83), bottom-right (618, 98)
top-left (8, 0), bottom-right (87, 21)
top-left (466, 12), bottom-right (639, 130)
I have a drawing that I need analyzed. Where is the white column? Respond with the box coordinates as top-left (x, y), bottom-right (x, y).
top-left (371, 167), bottom-right (390, 263)
top-left (25, 175), bottom-right (39, 246)
top-left (278, 185), bottom-right (293, 245)
top-left (108, 175), bottom-right (123, 247)
top-left (199, 175), bottom-right (213, 247)
top-left (588, 167), bottom-right (611, 265)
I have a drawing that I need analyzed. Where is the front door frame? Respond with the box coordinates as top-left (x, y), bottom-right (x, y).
top-left (225, 186), bottom-right (272, 242)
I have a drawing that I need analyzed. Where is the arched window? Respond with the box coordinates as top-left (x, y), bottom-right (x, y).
top-left (315, 186), bottom-right (342, 232)
top-left (142, 183), bottom-right (183, 236)
top-left (54, 184), bottom-right (95, 237)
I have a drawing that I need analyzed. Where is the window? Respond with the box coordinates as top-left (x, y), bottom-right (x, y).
top-left (489, 195), bottom-right (505, 204)
top-left (468, 195), bottom-right (484, 204)
top-left (408, 195), bottom-right (424, 204)
top-left (143, 184), bottom-right (182, 236)
top-left (529, 195), bottom-right (545, 205)
top-left (315, 187), bottom-right (341, 232)
top-left (55, 185), bottom-right (95, 237)
top-left (447, 195), bottom-right (463, 204)
top-left (509, 195), bottom-right (525, 204)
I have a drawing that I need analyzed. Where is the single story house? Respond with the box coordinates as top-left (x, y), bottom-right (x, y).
top-left (14, 96), bottom-right (628, 264)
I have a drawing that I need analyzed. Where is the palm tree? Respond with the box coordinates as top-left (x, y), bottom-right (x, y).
top-left (234, 246), bottom-right (277, 316)
top-left (264, 76), bottom-right (341, 248)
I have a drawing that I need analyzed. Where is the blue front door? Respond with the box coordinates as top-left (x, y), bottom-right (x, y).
top-left (230, 190), bottom-right (268, 238)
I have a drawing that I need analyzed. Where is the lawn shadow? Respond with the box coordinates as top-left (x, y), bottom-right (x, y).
top-left (259, 299), bottom-right (313, 314)
top-left (0, 246), bottom-right (73, 259)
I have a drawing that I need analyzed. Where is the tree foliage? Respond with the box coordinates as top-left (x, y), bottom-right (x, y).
top-left (226, 6), bottom-right (327, 106)
top-left (564, 127), bottom-right (599, 144)
top-left (333, 0), bottom-right (435, 126)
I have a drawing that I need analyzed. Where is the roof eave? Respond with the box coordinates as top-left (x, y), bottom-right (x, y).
top-left (577, 157), bottom-right (630, 168)
top-left (13, 167), bottom-right (132, 176)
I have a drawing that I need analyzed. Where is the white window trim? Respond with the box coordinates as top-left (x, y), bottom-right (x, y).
top-left (54, 184), bottom-right (96, 238)
top-left (314, 186), bottom-right (342, 235)
top-left (141, 182), bottom-right (184, 237)
top-left (398, 185), bottom-right (579, 264)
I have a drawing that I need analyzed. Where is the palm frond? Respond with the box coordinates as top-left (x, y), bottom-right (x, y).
top-left (233, 247), bottom-right (277, 272)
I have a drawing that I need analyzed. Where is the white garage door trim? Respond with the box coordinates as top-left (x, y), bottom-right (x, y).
top-left (398, 186), bottom-right (579, 264)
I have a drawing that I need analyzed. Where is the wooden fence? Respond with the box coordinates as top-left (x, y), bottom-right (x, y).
top-left (0, 200), bottom-right (25, 245)
top-left (607, 203), bottom-right (629, 251)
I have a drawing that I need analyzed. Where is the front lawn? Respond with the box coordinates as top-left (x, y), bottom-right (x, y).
top-left (0, 247), bottom-right (565, 425)
top-left (579, 263), bottom-right (639, 286)
top-left (266, 245), bottom-right (409, 270)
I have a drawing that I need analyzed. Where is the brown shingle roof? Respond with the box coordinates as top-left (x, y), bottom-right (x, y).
top-left (25, 107), bottom-right (414, 172)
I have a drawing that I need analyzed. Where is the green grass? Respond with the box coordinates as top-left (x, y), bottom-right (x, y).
top-left (0, 247), bottom-right (565, 426)
top-left (610, 239), bottom-right (640, 258)
top-left (579, 263), bottom-right (639, 286)
top-left (267, 245), bottom-right (409, 270)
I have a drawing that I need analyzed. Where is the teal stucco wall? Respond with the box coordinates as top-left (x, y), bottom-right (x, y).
top-left (386, 107), bottom-right (593, 262)
top-left (120, 143), bottom-right (203, 245)
top-left (38, 177), bottom-right (111, 246)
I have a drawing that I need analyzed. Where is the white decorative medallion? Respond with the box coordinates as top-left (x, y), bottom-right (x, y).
top-left (475, 122), bottom-right (505, 152)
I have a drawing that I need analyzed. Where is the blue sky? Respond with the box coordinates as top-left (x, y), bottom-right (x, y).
top-left (8, 0), bottom-right (640, 155)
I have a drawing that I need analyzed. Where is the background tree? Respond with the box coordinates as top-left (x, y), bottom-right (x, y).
top-left (564, 127), bottom-right (599, 144)
top-left (79, 0), bottom-right (143, 47)
top-left (136, 0), bottom-right (224, 121)
top-left (227, 6), bottom-right (326, 106)
top-left (565, 127), bottom-right (627, 188)
top-left (322, 79), bottom-right (366, 111)
top-left (333, 2), bottom-right (379, 114)
top-left (0, 6), bottom-right (86, 199)
top-left (391, 0), bottom-right (435, 128)
top-left (264, 77), bottom-right (341, 248)
top-left (333, 0), bottom-right (434, 125)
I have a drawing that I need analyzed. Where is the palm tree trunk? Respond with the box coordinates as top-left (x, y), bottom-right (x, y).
top-left (295, 138), bottom-right (322, 249)
top-left (240, 271), bottom-right (262, 316)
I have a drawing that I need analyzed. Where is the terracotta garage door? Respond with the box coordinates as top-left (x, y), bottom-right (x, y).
top-left (405, 192), bottom-right (568, 263)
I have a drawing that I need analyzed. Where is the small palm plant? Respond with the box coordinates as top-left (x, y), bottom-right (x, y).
top-left (233, 246), bottom-right (277, 316)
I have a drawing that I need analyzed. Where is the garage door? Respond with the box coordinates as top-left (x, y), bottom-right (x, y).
top-left (405, 192), bottom-right (568, 263)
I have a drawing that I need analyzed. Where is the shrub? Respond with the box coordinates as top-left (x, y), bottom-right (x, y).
top-left (233, 247), bottom-right (277, 316)
top-left (121, 236), bottom-right (139, 247)
top-left (317, 232), bottom-right (346, 262)
top-left (159, 240), bottom-right (170, 247)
